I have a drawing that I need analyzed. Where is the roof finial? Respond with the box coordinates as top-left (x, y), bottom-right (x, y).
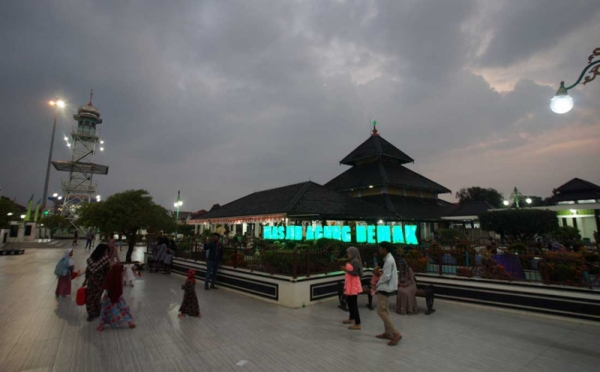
top-left (371, 119), bottom-right (379, 136)
top-left (88, 88), bottom-right (94, 106)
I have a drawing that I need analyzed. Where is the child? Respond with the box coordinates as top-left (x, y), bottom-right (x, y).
top-left (55, 249), bottom-right (75, 297)
top-left (178, 269), bottom-right (201, 318)
top-left (97, 264), bottom-right (136, 332)
top-left (122, 263), bottom-right (136, 287)
top-left (163, 248), bottom-right (174, 274)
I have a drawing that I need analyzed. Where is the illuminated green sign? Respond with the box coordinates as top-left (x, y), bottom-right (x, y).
top-left (263, 225), bottom-right (418, 245)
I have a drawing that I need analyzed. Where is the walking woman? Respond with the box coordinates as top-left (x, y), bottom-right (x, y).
top-left (97, 264), bottom-right (135, 331)
top-left (83, 244), bottom-right (111, 321)
top-left (341, 246), bottom-right (363, 330)
top-left (55, 249), bottom-right (75, 297)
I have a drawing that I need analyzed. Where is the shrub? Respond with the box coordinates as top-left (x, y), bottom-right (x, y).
top-left (507, 243), bottom-right (529, 255)
top-left (456, 266), bottom-right (474, 277)
top-left (539, 252), bottom-right (586, 286)
top-left (480, 209), bottom-right (558, 243)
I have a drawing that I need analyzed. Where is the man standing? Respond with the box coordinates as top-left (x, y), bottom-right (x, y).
top-left (204, 233), bottom-right (222, 290)
top-left (375, 242), bottom-right (402, 346)
top-left (85, 229), bottom-right (94, 250)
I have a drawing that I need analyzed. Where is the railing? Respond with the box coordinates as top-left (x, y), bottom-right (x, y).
top-left (148, 240), bottom-right (600, 287)
top-left (417, 242), bottom-right (600, 289)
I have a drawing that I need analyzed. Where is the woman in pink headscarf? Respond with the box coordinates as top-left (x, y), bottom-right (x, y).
top-left (106, 238), bottom-right (121, 263)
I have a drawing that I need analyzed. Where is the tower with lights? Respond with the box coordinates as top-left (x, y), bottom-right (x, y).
top-left (52, 90), bottom-right (109, 231)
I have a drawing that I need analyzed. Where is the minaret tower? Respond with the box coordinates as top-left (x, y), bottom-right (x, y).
top-left (52, 90), bottom-right (109, 231)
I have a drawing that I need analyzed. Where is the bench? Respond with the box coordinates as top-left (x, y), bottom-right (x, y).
top-left (337, 279), bottom-right (435, 315)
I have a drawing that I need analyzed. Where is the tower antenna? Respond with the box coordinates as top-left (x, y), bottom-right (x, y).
top-left (88, 88), bottom-right (94, 105)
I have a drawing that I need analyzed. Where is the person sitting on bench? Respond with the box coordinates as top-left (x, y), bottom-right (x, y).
top-left (396, 258), bottom-right (418, 315)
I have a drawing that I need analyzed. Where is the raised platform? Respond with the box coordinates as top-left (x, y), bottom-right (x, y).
top-left (155, 255), bottom-right (600, 321)
top-left (0, 249), bottom-right (25, 256)
top-left (416, 274), bottom-right (600, 322)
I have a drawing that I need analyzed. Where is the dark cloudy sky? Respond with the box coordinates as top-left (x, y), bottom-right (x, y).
top-left (1, 0), bottom-right (599, 211)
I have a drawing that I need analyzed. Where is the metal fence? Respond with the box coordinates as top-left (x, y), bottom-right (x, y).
top-left (147, 240), bottom-right (600, 287)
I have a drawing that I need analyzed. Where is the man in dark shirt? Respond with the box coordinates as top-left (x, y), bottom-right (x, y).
top-left (204, 233), bottom-right (223, 290)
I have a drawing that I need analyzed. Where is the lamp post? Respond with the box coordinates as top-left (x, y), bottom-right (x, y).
top-left (174, 190), bottom-right (183, 241)
top-left (550, 47), bottom-right (600, 114)
top-left (503, 187), bottom-right (532, 208)
top-left (42, 99), bottom-right (65, 213)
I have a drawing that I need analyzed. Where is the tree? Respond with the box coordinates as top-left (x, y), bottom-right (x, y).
top-left (479, 209), bottom-right (559, 243)
top-left (78, 190), bottom-right (176, 262)
top-left (0, 198), bottom-right (17, 228)
top-left (456, 187), bottom-right (503, 207)
top-left (39, 215), bottom-right (70, 238)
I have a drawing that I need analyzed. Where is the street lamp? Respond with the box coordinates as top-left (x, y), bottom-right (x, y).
top-left (42, 99), bottom-right (65, 213)
top-left (503, 187), bottom-right (530, 208)
top-left (550, 47), bottom-right (600, 114)
top-left (174, 190), bottom-right (183, 241)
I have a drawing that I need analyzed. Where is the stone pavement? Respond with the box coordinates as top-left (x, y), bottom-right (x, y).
top-left (1, 247), bottom-right (599, 372)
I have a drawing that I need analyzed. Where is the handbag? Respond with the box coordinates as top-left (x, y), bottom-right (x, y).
top-left (76, 287), bottom-right (87, 306)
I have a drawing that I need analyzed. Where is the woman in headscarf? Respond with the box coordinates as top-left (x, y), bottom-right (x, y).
top-left (341, 246), bottom-right (363, 330)
top-left (55, 249), bottom-right (75, 297)
top-left (152, 237), bottom-right (168, 272)
top-left (106, 238), bottom-right (121, 263)
top-left (83, 244), bottom-right (111, 321)
top-left (396, 258), bottom-right (418, 315)
top-left (178, 269), bottom-right (201, 318)
top-left (97, 263), bottom-right (135, 331)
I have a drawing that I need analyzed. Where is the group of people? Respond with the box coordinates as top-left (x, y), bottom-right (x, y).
top-left (55, 235), bottom-right (202, 331)
top-left (341, 242), bottom-right (418, 346)
top-left (151, 237), bottom-right (175, 274)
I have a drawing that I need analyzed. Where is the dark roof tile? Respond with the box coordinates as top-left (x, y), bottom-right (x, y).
top-left (361, 194), bottom-right (457, 220)
top-left (325, 160), bottom-right (451, 194)
top-left (340, 135), bottom-right (414, 165)
top-left (195, 181), bottom-right (396, 221)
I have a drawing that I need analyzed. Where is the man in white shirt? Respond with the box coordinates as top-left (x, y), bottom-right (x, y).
top-left (375, 242), bottom-right (402, 346)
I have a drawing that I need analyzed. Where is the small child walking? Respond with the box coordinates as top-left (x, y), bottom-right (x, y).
top-left (97, 264), bottom-right (136, 332)
top-left (178, 269), bottom-right (201, 318)
top-left (122, 263), bottom-right (136, 287)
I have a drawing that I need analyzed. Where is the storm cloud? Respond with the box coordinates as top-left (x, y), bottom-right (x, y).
top-left (1, 0), bottom-right (599, 210)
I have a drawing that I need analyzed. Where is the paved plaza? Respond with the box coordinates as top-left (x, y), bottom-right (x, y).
top-left (1, 247), bottom-right (599, 372)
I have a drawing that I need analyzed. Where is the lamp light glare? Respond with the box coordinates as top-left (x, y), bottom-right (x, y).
top-left (56, 100), bottom-right (65, 108)
top-left (503, 200), bottom-right (510, 206)
top-left (178, 201), bottom-right (183, 206)
top-left (53, 193), bottom-right (58, 197)
top-left (57, 196), bottom-right (63, 200)
top-left (7, 212), bottom-right (13, 216)
top-left (550, 95), bottom-right (573, 114)
top-left (100, 140), bottom-right (104, 144)
top-left (369, 185), bottom-right (374, 189)
top-left (526, 198), bottom-right (532, 204)
top-left (100, 147), bottom-right (104, 151)
top-left (20, 214), bottom-right (26, 219)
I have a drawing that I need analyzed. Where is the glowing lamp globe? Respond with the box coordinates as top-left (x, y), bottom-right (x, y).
top-left (550, 94), bottom-right (573, 114)
top-left (503, 200), bottom-right (510, 206)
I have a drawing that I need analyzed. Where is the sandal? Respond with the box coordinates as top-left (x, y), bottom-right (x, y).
top-left (348, 325), bottom-right (361, 330)
top-left (342, 319), bottom-right (355, 324)
top-left (128, 323), bottom-right (136, 329)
